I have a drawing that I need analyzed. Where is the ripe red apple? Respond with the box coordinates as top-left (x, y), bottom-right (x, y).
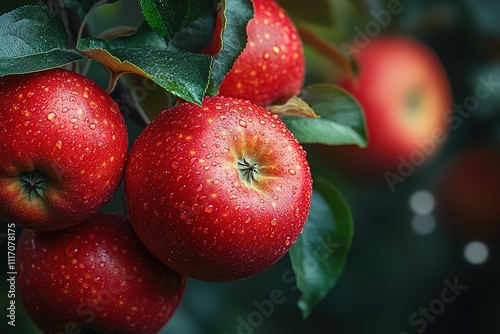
top-left (125, 96), bottom-right (313, 282)
top-left (434, 145), bottom-right (500, 241)
top-left (0, 68), bottom-right (128, 230)
top-left (17, 213), bottom-right (186, 334)
top-left (324, 37), bottom-right (452, 178)
top-left (205, 0), bottom-right (305, 106)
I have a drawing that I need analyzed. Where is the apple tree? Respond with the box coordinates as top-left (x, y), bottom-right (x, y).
top-left (0, 0), bottom-right (367, 332)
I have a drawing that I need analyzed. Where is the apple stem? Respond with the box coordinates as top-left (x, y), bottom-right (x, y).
top-left (19, 170), bottom-right (49, 201)
top-left (237, 158), bottom-right (261, 184)
top-left (298, 26), bottom-right (355, 79)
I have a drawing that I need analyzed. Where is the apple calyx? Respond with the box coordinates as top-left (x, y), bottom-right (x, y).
top-left (237, 158), bottom-right (261, 185)
top-left (19, 169), bottom-right (49, 201)
top-left (406, 87), bottom-right (423, 117)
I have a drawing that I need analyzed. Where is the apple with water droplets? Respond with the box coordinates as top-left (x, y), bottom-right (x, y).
top-left (17, 213), bottom-right (186, 334)
top-left (0, 68), bottom-right (128, 230)
top-left (125, 96), bottom-right (313, 282)
top-left (205, 0), bottom-right (305, 106)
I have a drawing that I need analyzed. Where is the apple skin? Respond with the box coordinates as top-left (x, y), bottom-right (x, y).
top-left (17, 213), bottom-right (186, 334)
top-left (125, 96), bottom-right (313, 282)
top-left (0, 68), bottom-right (128, 230)
top-left (324, 37), bottom-right (452, 177)
top-left (434, 145), bottom-right (500, 241)
top-left (206, 0), bottom-right (305, 107)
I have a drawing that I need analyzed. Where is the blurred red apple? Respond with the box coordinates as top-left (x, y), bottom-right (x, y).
top-left (322, 37), bottom-right (452, 184)
top-left (434, 145), bottom-right (500, 241)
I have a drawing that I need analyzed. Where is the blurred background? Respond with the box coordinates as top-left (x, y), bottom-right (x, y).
top-left (1, 0), bottom-right (499, 333)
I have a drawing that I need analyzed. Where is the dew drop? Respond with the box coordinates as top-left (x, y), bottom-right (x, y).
top-left (196, 184), bottom-right (203, 192)
top-left (270, 218), bottom-right (278, 226)
top-left (171, 162), bottom-right (179, 169)
top-left (65, 242), bottom-right (79, 258)
top-left (99, 262), bottom-right (105, 268)
top-left (89, 123), bottom-right (96, 130)
top-left (204, 205), bottom-right (214, 213)
top-left (239, 120), bottom-right (247, 128)
top-left (288, 169), bottom-right (296, 175)
top-left (229, 194), bottom-right (238, 200)
top-left (69, 117), bottom-right (77, 124)
top-left (47, 113), bottom-right (56, 120)
top-left (55, 140), bottom-right (63, 149)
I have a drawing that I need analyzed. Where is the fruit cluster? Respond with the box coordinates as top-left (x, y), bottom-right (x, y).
top-left (0, 1), bottom-right (312, 333)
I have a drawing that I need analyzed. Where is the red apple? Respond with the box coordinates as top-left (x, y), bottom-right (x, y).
top-left (17, 213), bottom-right (186, 334)
top-left (434, 145), bottom-right (500, 241)
top-left (206, 0), bottom-right (305, 106)
top-left (125, 96), bottom-right (313, 282)
top-left (0, 68), bottom-right (128, 230)
top-left (324, 37), bottom-right (452, 178)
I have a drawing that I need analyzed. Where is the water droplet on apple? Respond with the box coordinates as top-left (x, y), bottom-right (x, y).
top-left (270, 218), bottom-right (278, 226)
top-left (239, 120), bottom-right (247, 128)
top-left (99, 262), bottom-right (105, 268)
top-left (229, 194), bottom-right (238, 200)
top-left (288, 169), bottom-right (296, 175)
top-left (204, 205), bottom-right (214, 213)
top-left (65, 242), bottom-right (79, 258)
top-left (89, 123), bottom-right (96, 130)
top-left (285, 239), bottom-right (291, 246)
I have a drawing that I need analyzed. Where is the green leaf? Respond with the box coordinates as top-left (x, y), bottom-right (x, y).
top-left (77, 29), bottom-right (211, 105)
top-left (277, 0), bottom-right (333, 26)
top-left (63, 0), bottom-right (120, 20)
top-left (139, 0), bottom-right (190, 39)
top-left (280, 83), bottom-right (367, 147)
top-left (167, 2), bottom-right (217, 53)
top-left (206, 0), bottom-right (253, 95)
top-left (0, 5), bottom-right (83, 76)
top-left (139, 0), bottom-right (217, 52)
top-left (289, 177), bottom-right (354, 318)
